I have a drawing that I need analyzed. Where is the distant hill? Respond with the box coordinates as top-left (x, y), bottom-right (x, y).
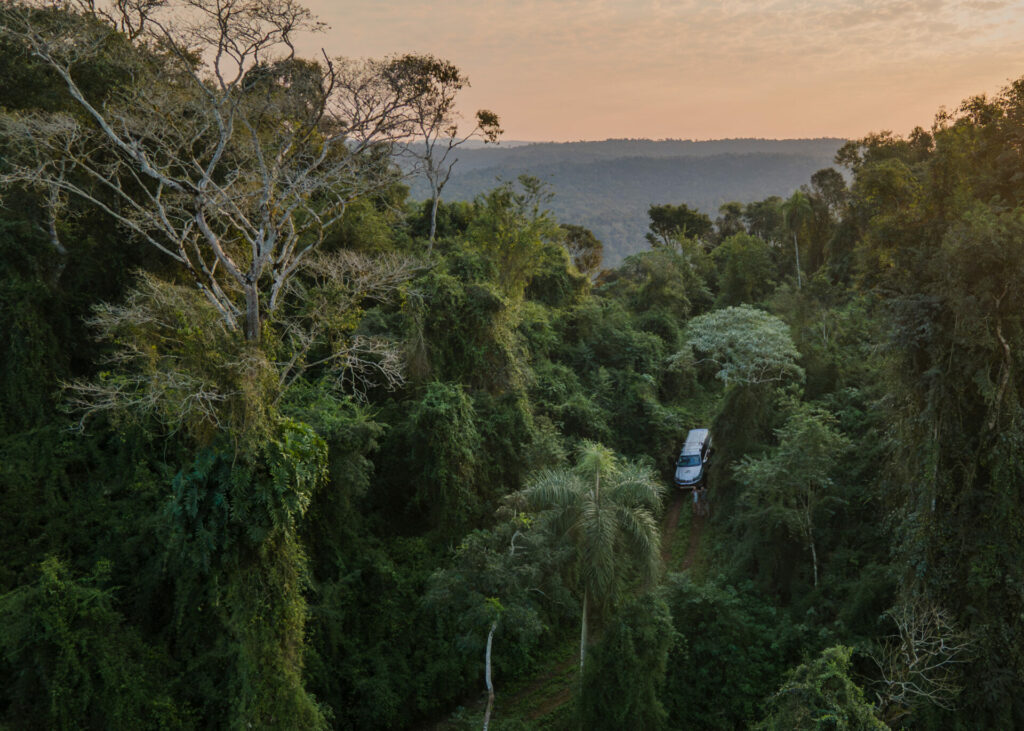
top-left (408, 138), bottom-right (846, 264)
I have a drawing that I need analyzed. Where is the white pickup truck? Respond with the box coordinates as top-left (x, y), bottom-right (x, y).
top-left (674, 428), bottom-right (712, 489)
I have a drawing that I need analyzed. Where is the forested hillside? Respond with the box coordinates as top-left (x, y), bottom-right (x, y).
top-left (407, 139), bottom-right (843, 264)
top-left (2, 2), bottom-right (1024, 729)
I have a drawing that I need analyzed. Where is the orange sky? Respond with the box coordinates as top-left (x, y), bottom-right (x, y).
top-left (301, 0), bottom-right (1024, 141)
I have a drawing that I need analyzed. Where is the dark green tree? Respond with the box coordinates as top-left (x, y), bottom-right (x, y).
top-left (734, 402), bottom-right (851, 589)
top-left (0, 557), bottom-right (184, 729)
top-left (712, 232), bottom-right (777, 306)
top-left (645, 202), bottom-right (713, 249)
top-left (580, 592), bottom-right (673, 730)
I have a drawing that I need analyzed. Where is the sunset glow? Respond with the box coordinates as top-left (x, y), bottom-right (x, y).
top-left (304, 0), bottom-right (1024, 140)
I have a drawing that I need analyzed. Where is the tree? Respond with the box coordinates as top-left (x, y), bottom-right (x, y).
top-left (425, 521), bottom-right (547, 731)
top-left (62, 251), bottom-right (413, 437)
top-left (712, 232), bottom-right (776, 306)
top-left (0, 0), bottom-right (461, 343)
top-left (0, 557), bottom-right (181, 728)
top-left (560, 223), bottom-right (604, 278)
top-left (467, 175), bottom-right (561, 298)
top-left (683, 305), bottom-right (803, 387)
top-left (782, 191), bottom-right (814, 289)
top-left (521, 441), bottom-right (664, 675)
top-left (810, 167), bottom-right (848, 219)
top-left (645, 202), bottom-right (713, 249)
top-left (871, 600), bottom-right (973, 726)
top-left (395, 54), bottom-right (501, 247)
top-left (743, 196), bottom-right (785, 246)
top-left (164, 419), bottom-right (329, 727)
top-left (755, 646), bottom-right (887, 730)
top-left (661, 575), bottom-right (796, 730)
top-left (580, 592), bottom-right (673, 730)
top-left (734, 402), bottom-right (850, 588)
top-left (713, 201), bottom-right (746, 244)
top-left (401, 381), bottom-right (483, 537)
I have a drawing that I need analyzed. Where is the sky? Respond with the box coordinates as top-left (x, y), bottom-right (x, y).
top-left (301, 0), bottom-right (1024, 142)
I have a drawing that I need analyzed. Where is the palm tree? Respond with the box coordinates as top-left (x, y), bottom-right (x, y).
top-left (523, 441), bottom-right (665, 674)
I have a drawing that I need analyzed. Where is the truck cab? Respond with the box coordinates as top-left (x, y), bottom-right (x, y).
top-left (674, 428), bottom-right (712, 488)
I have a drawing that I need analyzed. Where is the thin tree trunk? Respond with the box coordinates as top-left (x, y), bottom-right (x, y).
top-left (792, 232), bottom-right (802, 290)
top-left (803, 499), bottom-right (818, 588)
top-left (810, 538), bottom-right (819, 588)
top-left (808, 527), bottom-right (819, 588)
top-left (580, 469), bottom-right (598, 680)
top-left (579, 589), bottom-right (588, 679)
top-left (483, 619), bottom-right (497, 731)
top-left (428, 193), bottom-right (440, 251)
top-left (244, 281), bottom-right (261, 343)
top-left (46, 201), bottom-right (68, 285)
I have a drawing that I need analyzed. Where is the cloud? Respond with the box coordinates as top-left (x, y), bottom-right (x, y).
top-left (303, 0), bottom-right (1024, 139)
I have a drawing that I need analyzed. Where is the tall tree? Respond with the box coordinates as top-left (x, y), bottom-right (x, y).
top-left (683, 305), bottom-right (803, 388)
top-left (645, 202), bottom-right (713, 249)
top-left (394, 55), bottom-right (501, 248)
top-left (521, 441), bottom-right (664, 675)
top-left (712, 232), bottom-right (776, 306)
top-left (743, 196), bottom-right (785, 247)
top-left (713, 201), bottom-right (746, 244)
top-left (580, 592), bottom-right (673, 730)
top-left (0, 0), bottom-right (460, 342)
top-left (734, 402), bottom-right (851, 589)
top-left (425, 520), bottom-right (548, 731)
top-left (782, 191), bottom-right (813, 289)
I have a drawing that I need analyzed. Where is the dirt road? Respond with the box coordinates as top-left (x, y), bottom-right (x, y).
top-left (661, 490), bottom-right (704, 571)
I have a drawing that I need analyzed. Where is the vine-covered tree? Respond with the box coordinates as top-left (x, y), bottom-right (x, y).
top-left (755, 646), bottom-right (886, 730)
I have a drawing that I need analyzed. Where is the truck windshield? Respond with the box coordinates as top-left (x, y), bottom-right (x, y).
top-left (677, 454), bottom-right (700, 467)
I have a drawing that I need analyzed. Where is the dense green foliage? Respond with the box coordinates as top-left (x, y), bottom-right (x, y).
top-left (2, 5), bottom-right (1024, 728)
top-left (755, 646), bottom-right (887, 730)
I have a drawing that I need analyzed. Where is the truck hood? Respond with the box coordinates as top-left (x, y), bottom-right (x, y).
top-left (675, 465), bottom-right (701, 485)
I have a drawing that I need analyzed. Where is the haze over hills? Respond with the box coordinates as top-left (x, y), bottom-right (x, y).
top-left (410, 138), bottom-right (846, 264)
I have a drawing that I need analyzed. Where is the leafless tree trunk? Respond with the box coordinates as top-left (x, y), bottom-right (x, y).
top-left (483, 620), bottom-right (497, 731)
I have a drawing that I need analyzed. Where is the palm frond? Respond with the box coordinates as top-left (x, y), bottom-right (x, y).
top-left (615, 504), bottom-right (662, 583)
top-left (523, 468), bottom-right (586, 511)
top-left (608, 462), bottom-right (665, 510)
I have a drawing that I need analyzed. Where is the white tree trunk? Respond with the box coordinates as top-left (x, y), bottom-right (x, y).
top-left (483, 619), bottom-right (497, 731)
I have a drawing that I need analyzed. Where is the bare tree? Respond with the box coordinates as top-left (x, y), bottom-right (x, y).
top-left (0, 0), bottom-right (462, 343)
top-left (389, 53), bottom-right (501, 247)
top-left (871, 600), bottom-right (974, 726)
